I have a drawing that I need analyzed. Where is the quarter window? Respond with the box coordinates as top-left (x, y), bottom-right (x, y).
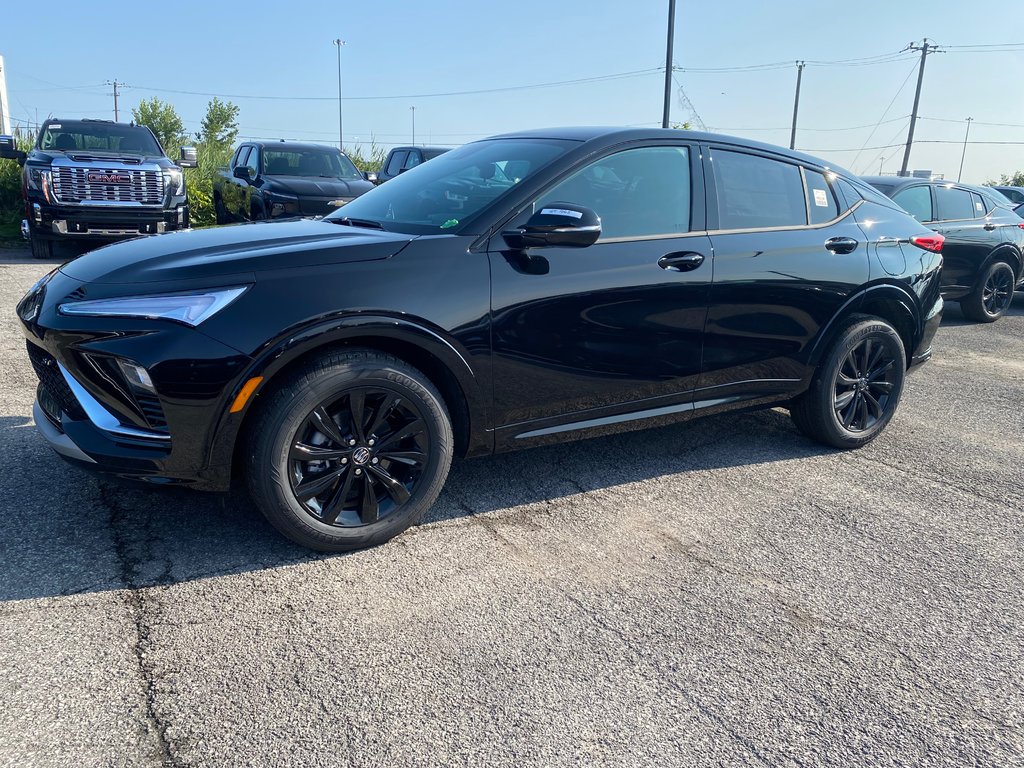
top-left (933, 185), bottom-right (976, 221)
top-left (711, 150), bottom-right (806, 230)
top-left (804, 169), bottom-right (840, 225)
top-left (534, 146), bottom-right (691, 240)
top-left (892, 186), bottom-right (932, 222)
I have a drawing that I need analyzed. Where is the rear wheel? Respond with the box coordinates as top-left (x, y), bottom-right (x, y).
top-left (30, 235), bottom-right (53, 260)
top-left (961, 260), bottom-right (1015, 323)
top-left (246, 350), bottom-right (453, 552)
top-left (790, 316), bottom-right (906, 449)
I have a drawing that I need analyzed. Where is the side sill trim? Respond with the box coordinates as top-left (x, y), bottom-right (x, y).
top-left (514, 401), bottom-right (693, 440)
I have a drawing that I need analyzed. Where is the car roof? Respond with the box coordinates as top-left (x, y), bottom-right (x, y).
top-left (485, 126), bottom-right (857, 176)
top-left (251, 141), bottom-right (343, 152)
top-left (390, 146), bottom-right (452, 152)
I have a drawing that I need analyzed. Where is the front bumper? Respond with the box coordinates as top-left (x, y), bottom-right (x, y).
top-left (25, 200), bottom-right (189, 239)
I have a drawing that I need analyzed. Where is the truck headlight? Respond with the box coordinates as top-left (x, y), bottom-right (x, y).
top-left (265, 191), bottom-right (299, 217)
top-left (164, 169), bottom-right (185, 196)
top-left (58, 286), bottom-right (249, 327)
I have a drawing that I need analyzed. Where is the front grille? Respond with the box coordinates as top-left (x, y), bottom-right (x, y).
top-left (51, 167), bottom-right (164, 205)
top-left (298, 198), bottom-right (336, 216)
top-left (27, 342), bottom-right (87, 421)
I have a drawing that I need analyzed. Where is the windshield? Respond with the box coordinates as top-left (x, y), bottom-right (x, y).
top-left (264, 148), bottom-right (361, 180)
top-left (38, 122), bottom-right (161, 155)
top-left (325, 138), bottom-right (575, 234)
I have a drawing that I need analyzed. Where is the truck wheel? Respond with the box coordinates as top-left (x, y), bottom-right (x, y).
top-left (246, 349), bottom-right (453, 552)
top-left (250, 203), bottom-right (266, 221)
top-left (214, 196), bottom-right (227, 225)
top-left (960, 260), bottom-right (1015, 323)
top-left (790, 316), bottom-right (906, 449)
top-left (30, 237), bottom-right (54, 260)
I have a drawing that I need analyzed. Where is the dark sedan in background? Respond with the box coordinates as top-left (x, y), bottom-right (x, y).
top-left (863, 176), bottom-right (1024, 322)
top-left (21, 128), bottom-right (943, 552)
top-left (213, 141), bottom-right (373, 223)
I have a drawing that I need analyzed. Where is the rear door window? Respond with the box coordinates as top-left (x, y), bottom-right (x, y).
top-left (892, 185), bottom-right (932, 222)
top-left (403, 151), bottom-right (422, 170)
top-left (934, 185), bottom-right (976, 221)
top-left (804, 169), bottom-right (840, 224)
top-left (385, 151), bottom-right (408, 177)
top-left (710, 149), bottom-right (806, 230)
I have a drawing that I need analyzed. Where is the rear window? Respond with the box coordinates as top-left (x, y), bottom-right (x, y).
top-left (711, 150), bottom-right (806, 230)
top-left (934, 185), bottom-right (976, 221)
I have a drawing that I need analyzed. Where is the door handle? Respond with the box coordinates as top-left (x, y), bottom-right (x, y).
top-left (825, 236), bottom-right (859, 254)
top-left (984, 222), bottom-right (997, 231)
top-left (658, 252), bottom-right (705, 272)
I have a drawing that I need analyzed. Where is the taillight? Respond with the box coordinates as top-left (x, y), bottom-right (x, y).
top-left (1018, 222), bottom-right (1024, 230)
top-left (910, 233), bottom-right (945, 253)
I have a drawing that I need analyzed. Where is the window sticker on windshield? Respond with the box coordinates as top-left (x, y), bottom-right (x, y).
top-left (813, 189), bottom-right (829, 207)
top-left (541, 208), bottom-right (583, 219)
top-left (49, 124), bottom-right (61, 130)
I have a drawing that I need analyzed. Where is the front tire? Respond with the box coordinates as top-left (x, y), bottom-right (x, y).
top-left (246, 350), bottom-right (453, 552)
top-left (961, 260), bottom-right (1015, 323)
top-left (790, 317), bottom-right (906, 449)
top-left (30, 235), bottom-right (53, 260)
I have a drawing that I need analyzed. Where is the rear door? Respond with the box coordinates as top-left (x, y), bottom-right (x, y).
top-left (927, 184), bottom-right (992, 297)
top-left (700, 146), bottom-right (870, 396)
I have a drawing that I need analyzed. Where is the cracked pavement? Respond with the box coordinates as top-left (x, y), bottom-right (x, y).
top-left (0, 247), bottom-right (1022, 767)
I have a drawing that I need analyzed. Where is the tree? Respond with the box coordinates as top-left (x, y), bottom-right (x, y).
top-left (131, 97), bottom-right (185, 153)
top-left (991, 171), bottom-right (1024, 187)
top-left (196, 97), bottom-right (240, 150)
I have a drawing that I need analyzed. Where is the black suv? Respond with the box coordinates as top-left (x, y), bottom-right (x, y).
top-left (863, 176), bottom-right (1024, 322)
top-left (20, 128), bottom-right (943, 551)
top-left (375, 146), bottom-right (451, 184)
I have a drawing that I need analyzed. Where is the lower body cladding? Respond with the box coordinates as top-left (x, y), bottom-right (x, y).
top-left (24, 201), bottom-right (189, 241)
top-left (23, 323), bottom-right (251, 491)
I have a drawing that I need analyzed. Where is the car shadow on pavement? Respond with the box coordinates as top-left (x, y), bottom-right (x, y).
top-left (939, 291), bottom-right (1024, 326)
top-left (0, 407), bottom-right (830, 602)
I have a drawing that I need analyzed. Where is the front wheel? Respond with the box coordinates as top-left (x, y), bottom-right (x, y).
top-left (790, 317), bottom-right (906, 449)
top-left (246, 350), bottom-right (453, 552)
top-left (30, 235), bottom-right (54, 260)
top-left (961, 260), bottom-right (1015, 323)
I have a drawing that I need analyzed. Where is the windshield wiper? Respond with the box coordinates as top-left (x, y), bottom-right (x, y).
top-left (332, 217), bottom-right (385, 230)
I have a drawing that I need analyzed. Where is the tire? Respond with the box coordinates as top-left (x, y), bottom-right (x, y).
top-left (214, 196), bottom-right (227, 225)
top-left (790, 316), bottom-right (906, 449)
top-left (246, 349), bottom-right (453, 552)
top-left (30, 236), bottom-right (53, 260)
top-left (960, 260), bottom-right (1015, 323)
top-left (250, 203), bottom-right (266, 221)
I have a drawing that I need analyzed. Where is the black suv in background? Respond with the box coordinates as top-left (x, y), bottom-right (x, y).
top-left (0, 120), bottom-right (195, 259)
top-left (375, 146), bottom-right (451, 184)
top-left (863, 176), bottom-right (1024, 322)
top-left (21, 128), bottom-right (943, 552)
top-left (213, 141), bottom-right (373, 223)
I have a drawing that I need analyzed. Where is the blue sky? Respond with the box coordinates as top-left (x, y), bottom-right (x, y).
top-left (2, 0), bottom-right (1022, 182)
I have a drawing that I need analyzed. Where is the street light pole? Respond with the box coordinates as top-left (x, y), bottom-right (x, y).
top-left (957, 117), bottom-right (973, 182)
top-left (661, 0), bottom-right (676, 128)
top-left (333, 39), bottom-right (346, 150)
top-left (410, 106), bottom-right (416, 146)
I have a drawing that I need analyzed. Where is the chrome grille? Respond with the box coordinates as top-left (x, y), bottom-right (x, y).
top-left (51, 167), bottom-right (164, 205)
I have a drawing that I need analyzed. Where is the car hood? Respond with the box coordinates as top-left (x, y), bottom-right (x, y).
top-left (266, 176), bottom-right (373, 198)
top-left (60, 219), bottom-right (413, 285)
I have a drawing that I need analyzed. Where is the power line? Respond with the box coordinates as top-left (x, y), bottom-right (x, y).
top-left (849, 61), bottom-right (920, 171)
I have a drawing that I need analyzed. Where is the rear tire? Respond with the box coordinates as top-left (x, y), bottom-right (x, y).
top-left (30, 236), bottom-right (53, 260)
top-left (790, 316), bottom-right (906, 449)
top-left (246, 349), bottom-right (453, 552)
top-left (960, 260), bottom-right (1015, 323)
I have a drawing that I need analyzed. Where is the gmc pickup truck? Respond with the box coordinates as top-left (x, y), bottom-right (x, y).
top-left (213, 141), bottom-right (373, 223)
top-left (0, 119), bottom-right (195, 259)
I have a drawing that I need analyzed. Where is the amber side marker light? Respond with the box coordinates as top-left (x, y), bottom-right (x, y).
top-left (230, 376), bottom-right (264, 413)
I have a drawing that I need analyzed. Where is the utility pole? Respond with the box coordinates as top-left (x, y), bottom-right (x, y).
top-left (957, 117), bottom-right (973, 182)
top-left (106, 80), bottom-right (121, 121)
top-left (333, 39), bottom-right (345, 150)
top-left (899, 39), bottom-right (940, 177)
top-left (661, 0), bottom-right (676, 128)
top-left (789, 61), bottom-right (805, 150)
top-left (0, 55), bottom-right (11, 135)
top-left (410, 106), bottom-right (416, 146)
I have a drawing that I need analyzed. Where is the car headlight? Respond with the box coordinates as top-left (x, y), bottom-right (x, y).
top-left (25, 166), bottom-right (50, 191)
top-left (265, 190), bottom-right (300, 216)
top-left (164, 168), bottom-right (185, 196)
top-left (58, 286), bottom-right (249, 327)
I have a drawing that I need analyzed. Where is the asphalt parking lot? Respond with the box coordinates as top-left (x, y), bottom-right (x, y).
top-left (0, 245), bottom-right (1021, 768)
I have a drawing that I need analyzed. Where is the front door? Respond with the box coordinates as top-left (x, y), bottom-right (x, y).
top-left (488, 143), bottom-right (712, 445)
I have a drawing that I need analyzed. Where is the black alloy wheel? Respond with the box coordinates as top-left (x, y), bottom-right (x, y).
top-left (289, 389), bottom-right (428, 527)
top-left (247, 349), bottom-right (453, 551)
top-left (832, 338), bottom-right (898, 433)
top-left (790, 316), bottom-right (906, 449)
top-left (962, 261), bottom-right (1016, 323)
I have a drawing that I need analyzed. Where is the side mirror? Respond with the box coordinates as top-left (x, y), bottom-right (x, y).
top-left (502, 203), bottom-right (601, 250)
top-left (233, 165), bottom-right (253, 181)
top-left (0, 135), bottom-right (26, 165)
top-left (363, 171), bottom-right (378, 183)
top-left (179, 146), bottom-right (198, 168)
